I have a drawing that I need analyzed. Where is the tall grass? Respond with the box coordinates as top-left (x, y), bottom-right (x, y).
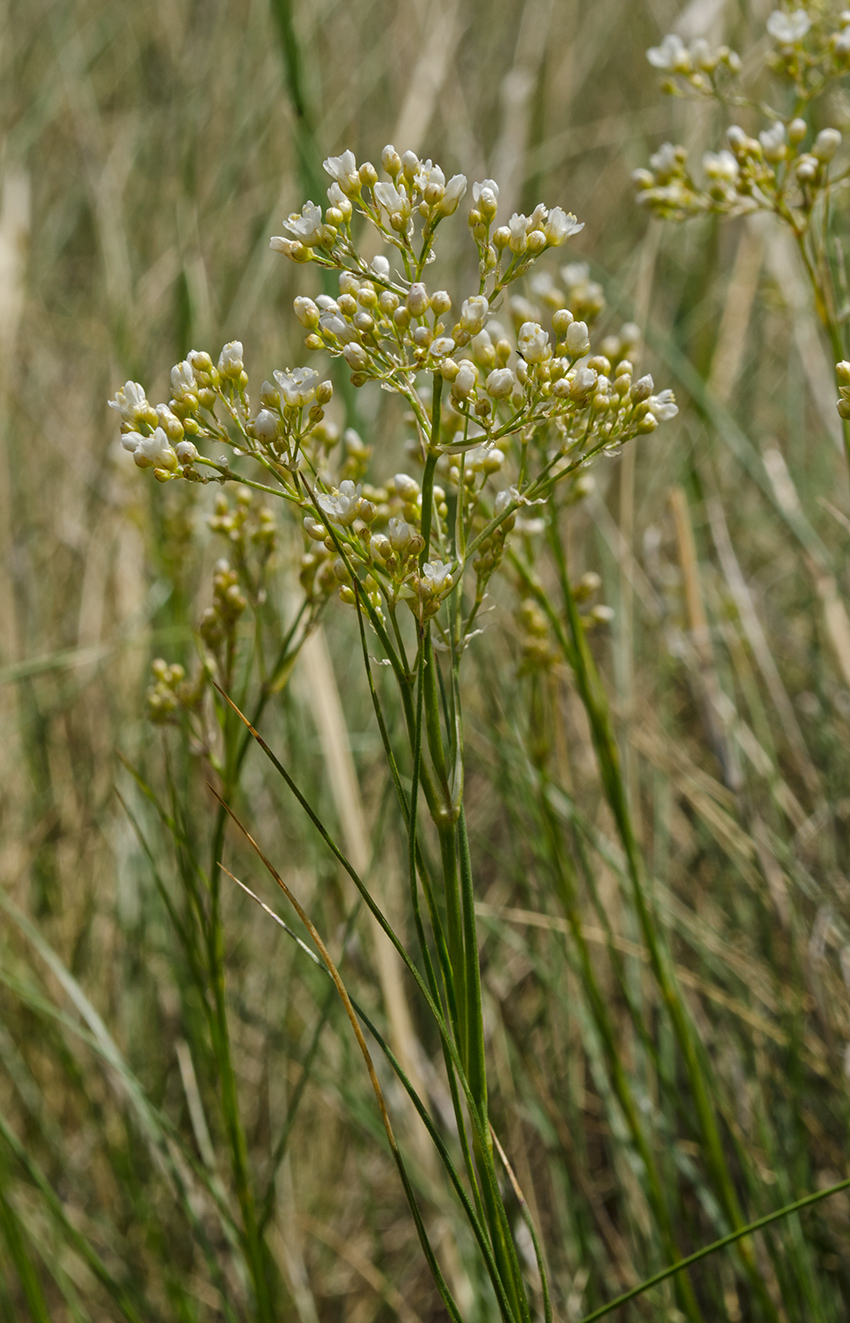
top-left (2, 0), bottom-right (850, 1319)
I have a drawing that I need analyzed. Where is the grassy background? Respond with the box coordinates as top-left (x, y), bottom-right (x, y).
top-left (3, 0), bottom-right (850, 1318)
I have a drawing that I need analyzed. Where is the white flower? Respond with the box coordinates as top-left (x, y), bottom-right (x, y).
top-left (318, 310), bottom-right (358, 344)
top-left (420, 559), bottom-right (453, 595)
top-left (703, 150), bottom-right (739, 183)
top-left (135, 427), bottom-right (179, 471)
top-left (284, 201), bottom-right (324, 245)
top-left (108, 380), bottom-right (149, 423)
top-left (326, 181), bottom-right (350, 212)
top-left (647, 33), bottom-right (690, 71)
top-left (317, 480), bottom-right (362, 526)
top-left (439, 174), bottom-right (467, 215)
top-left (508, 212), bottom-right (529, 253)
top-left (415, 159), bottom-right (445, 191)
top-left (759, 122), bottom-right (787, 161)
top-left (453, 362), bottom-right (479, 397)
top-left (218, 341), bottom-right (244, 376)
top-left (518, 321), bottom-right (551, 363)
top-left (170, 361), bottom-right (196, 399)
top-left (473, 178), bottom-right (499, 206)
top-left (323, 150), bottom-right (359, 193)
top-left (374, 180), bottom-right (407, 216)
top-left (388, 517), bottom-right (413, 551)
top-left (485, 368), bottom-right (515, 398)
top-left (565, 320), bottom-right (590, 356)
top-left (649, 142), bottom-right (679, 177)
top-left (544, 206), bottom-right (583, 245)
top-left (766, 9), bottom-right (811, 42)
top-left (570, 366), bottom-right (598, 396)
top-left (649, 389), bottom-right (678, 421)
top-left (370, 255), bottom-right (391, 280)
top-left (430, 336), bottom-right (456, 358)
top-left (120, 430), bottom-right (144, 453)
top-left (254, 409), bottom-right (279, 440)
top-left (274, 366), bottom-right (322, 408)
top-left (460, 295), bottom-right (489, 333)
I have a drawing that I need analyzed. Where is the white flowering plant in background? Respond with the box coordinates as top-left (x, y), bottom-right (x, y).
top-left (639, 3), bottom-right (850, 462)
top-left (108, 142), bottom-right (681, 1323)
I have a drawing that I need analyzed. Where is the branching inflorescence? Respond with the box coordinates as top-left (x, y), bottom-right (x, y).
top-left (638, 5), bottom-right (850, 457)
top-left (110, 144), bottom-right (677, 689)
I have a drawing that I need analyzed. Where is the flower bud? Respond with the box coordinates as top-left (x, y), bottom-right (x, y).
top-left (565, 320), bottom-right (590, 356)
top-left (452, 362), bottom-right (478, 398)
top-left (630, 374), bottom-right (654, 403)
top-left (382, 144), bottom-right (401, 176)
top-left (175, 440), bottom-right (198, 464)
top-left (294, 297), bottom-right (320, 329)
top-left (836, 361), bottom-right (850, 385)
top-left (218, 341), bottom-right (244, 378)
top-left (254, 408), bottom-right (279, 440)
top-left (406, 282), bottom-right (430, 316)
top-left (788, 118), bottom-right (808, 146)
top-left (439, 174), bottom-right (468, 216)
top-left (814, 128), bottom-right (841, 163)
top-left (460, 295), bottom-right (489, 333)
top-left (394, 472), bottom-right (420, 502)
top-left (552, 307), bottom-right (575, 335)
top-left (343, 343), bottom-right (369, 370)
top-left (486, 368), bottom-right (514, 398)
top-left (431, 290), bottom-right (452, 315)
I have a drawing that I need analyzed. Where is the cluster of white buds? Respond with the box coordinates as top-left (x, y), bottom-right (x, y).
top-left (635, 114), bottom-right (844, 222)
top-left (111, 142), bottom-right (681, 655)
top-left (199, 560), bottom-right (248, 652)
top-left (109, 342), bottom-right (335, 485)
top-left (647, 31), bottom-right (740, 91)
top-left (640, 6), bottom-right (850, 224)
top-left (147, 658), bottom-right (205, 725)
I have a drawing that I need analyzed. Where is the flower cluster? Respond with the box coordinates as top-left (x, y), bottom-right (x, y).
top-left (638, 8), bottom-right (848, 228)
top-left (634, 122), bottom-right (843, 223)
top-left (646, 31), bottom-right (740, 90)
top-left (110, 143), bottom-right (679, 659)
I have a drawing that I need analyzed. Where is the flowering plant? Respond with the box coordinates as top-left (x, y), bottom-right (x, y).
top-left (639, 4), bottom-right (850, 461)
top-left (109, 143), bottom-right (679, 1322)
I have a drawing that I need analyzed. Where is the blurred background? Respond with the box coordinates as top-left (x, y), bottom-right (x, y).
top-left (3, 0), bottom-right (850, 1318)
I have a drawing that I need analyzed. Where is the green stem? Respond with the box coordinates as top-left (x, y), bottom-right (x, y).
top-left (578, 1177), bottom-right (850, 1323)
top-left (544, 511), bottom-right (780, 1319)
top-left (538, 777), bottom-right (705, 1323)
